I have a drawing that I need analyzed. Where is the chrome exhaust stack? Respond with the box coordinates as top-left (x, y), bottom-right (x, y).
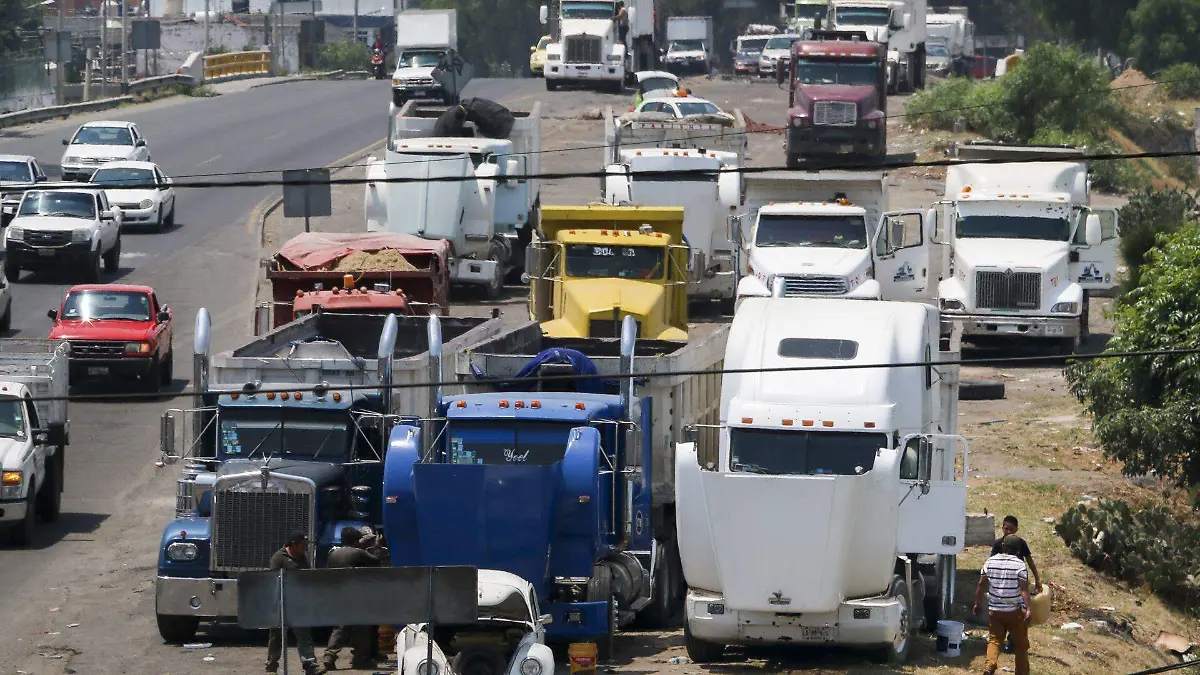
top-left (378, 313), bottom-right (399, 415)
top-left (619, 314), bottom-right (636, 422)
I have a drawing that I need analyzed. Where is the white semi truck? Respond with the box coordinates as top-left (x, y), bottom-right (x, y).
top-left (539, 0), bottom-right (657, 92)
top-left (390, 9), bottom-right (457, 107)
top-left (925, 7), bottom-right (973, 76)
top-left (676, 297), bottom-right (967, 664)
top-left (601, 106), bottom-right (748, 307)
top-left (364, 102), bottom-right (542, 298)
top-left (935, 142), bottom-right (1120, 353)
top-left (780, 0), bottom-right (830, 33)
top-left (828, 0), bottom-right (926, 93)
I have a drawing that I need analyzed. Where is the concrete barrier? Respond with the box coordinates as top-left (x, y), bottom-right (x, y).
top-left (0, 95), bottom-right (133, 130)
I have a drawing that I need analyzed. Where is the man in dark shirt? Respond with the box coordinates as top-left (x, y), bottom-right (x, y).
top-left (322, 527), bottom-right (385, 671)
top-left (266, 530), bottom-right (324, 675)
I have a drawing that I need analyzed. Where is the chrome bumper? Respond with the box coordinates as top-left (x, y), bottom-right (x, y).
top-left (950, 313), bottom-right (1081, 339)
top-left (545, 64), bottom-right (623, 81)
top-left (687, 589), bottom-right (903, 646)
top-left (155, 576), bottom-right (239, 618)
top-left (0, 498), bottom-right (27, 523)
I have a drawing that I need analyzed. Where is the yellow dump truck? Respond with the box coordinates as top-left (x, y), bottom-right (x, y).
top-left (526, 204), bottom-right (689, 340)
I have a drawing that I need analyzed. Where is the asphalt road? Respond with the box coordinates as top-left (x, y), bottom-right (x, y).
top-left (0, 76), bottom-right (550, 674)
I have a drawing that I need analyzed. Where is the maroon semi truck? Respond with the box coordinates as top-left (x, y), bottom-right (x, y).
top-left (784, 30), bottom-right (888, 166)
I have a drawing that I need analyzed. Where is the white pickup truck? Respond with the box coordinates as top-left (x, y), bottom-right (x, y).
top-left (0, 339), bottom-right (70, 546)
top-left (5, 185), bottom-right (124, 283)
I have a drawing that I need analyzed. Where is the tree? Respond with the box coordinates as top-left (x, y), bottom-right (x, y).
top-left (1031, 0), bottom-right (1139, 52)
top-left (1066, 222), bottom-right (1200, 495)
top-left (1127, 0), bottom-right (1200, 75)
top-left (0, 0), bottom-right (41, 60)
top-left (993, 42), bottom-right (1117, 141)
top-left (1116, 189), bottom-right (1196, 289)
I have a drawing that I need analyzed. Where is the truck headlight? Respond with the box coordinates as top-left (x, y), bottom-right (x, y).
top-left (865, 119), bottom-right (878, 129)
top-left (1051, 302), bottom-right (1079, 313)
top-left (416, 660), bottom-right (439, 675)
top-left (519, 658), bottom-right (543, 675)
top-left (139, 199), bottom-right (154, 209)
top-left (7, 226), bottom-right (23, 242)
top-left (391, 78), bottom-right (400, 86)
top-left (1, 470), bottom-right (22, 499)
top-left (791, 116), bottom-right (810, 127)
top-left (72, 229), bottom-right (92, 243)
top-left (606, 54), bottom-right (621, 63)
top-left (166, 542), bottom-right (198, 561)
top-left (125, 342), bottom-right (152, 354)
top-left (940, 299), bottom-right (964, 311)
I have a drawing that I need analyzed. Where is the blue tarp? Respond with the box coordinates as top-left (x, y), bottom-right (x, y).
top-left (470, 348), bottom-right (618, 394)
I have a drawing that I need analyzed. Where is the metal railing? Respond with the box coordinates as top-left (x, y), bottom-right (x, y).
top-left (203, 50), bottom-right (271, 81)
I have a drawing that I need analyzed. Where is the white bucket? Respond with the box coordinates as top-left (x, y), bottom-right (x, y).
top-left (936, 620), bottom-right (964, 657)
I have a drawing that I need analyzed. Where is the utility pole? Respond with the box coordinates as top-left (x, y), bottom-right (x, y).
top-left (120, 0), bottom-right (129, 90)
top-left (352, 0), bottom-right (358, 46)
top-left (55, 0), bottom-right (64, 105)
top-left (203, 0), bottom-right (210, 54)
top-left (100, 0), bottom-right (108, 97)
top-left (276, 0), bottom-right (284, 74)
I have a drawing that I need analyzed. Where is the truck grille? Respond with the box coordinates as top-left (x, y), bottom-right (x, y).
top-left (589, 317), bottom-right (641, 338)
top-left (564, 36), bottom-right (602, 64)
top-left (975, 270), bottom-right (1041, 310)
top-left (813, 101), bottom-right (857, 127)
top-left (779, 275), bottom-right (848, 296)
top-left (69, 340), bottom-right (124, 357)
top-left (26, 230), bottom-right (72, 247)
top-left (211, 473), bottom-right (313, 572)
top-left (402, 77), bottom-right (435, 85)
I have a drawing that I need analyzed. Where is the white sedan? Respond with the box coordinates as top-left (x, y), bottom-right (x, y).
top-left (60, 121), bottom-right (151, 182)
top-left (89, 161), bottom-right (176, 231)
top-left (635, 95), bottom-right (735, 122)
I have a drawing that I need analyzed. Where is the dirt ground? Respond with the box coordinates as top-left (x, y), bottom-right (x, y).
top-left (246, 75), bottom-right (1199, 675)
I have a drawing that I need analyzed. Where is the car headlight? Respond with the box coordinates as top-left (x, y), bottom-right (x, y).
top-left (139, 199), bottom-right (154, 209)
top-left (166, 542), bottom-right (198, 562)
top-left (1, 470), bottom-right (22, 499)
top-left (6, 226), bottom-right (23, 242)
top-left (72, 229), bottom-right (92, 243)
top-left (519, 657), bottom-right (543, 675)
top-left (391, 78), bottom-right (400, 86)
top-left (1051, 302), bottom-right (1079, 313)
top-left (63, 156), bottom-right (79, 165)
top-left (416, 660), bottom-right (439, 675)
top-left (125, 342), bottom-right (152, 354)
top-left (940, 298), bottom-right (964, 311)
top-left (548, 54), bottom-right (561, 61)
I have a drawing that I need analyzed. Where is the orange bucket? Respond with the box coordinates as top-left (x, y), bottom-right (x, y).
top-left (568, 642), bottom-right (597, 675)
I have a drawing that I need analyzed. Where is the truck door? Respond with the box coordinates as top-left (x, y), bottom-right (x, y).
top-left (873, 210), bottom-right (933, 303)
top-left (896, 434), bottom-right (969, 555)
top-left (492, 154), bottom-right (530, 233)
top-left (1071, 207), bottom-right (1120, 293)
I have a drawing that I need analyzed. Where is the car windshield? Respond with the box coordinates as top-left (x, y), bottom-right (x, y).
top-left (834, 6), bottom-right (890, 25)
top-left (677, 101), bottom-right (721, 115)
top-left (927, 43), bottom-right (949, 57)
top-left (17, 191), bottom-right (95, 219)
top-left (91, 167), bottom-right (155, 187)
top-left (219, 408), bottom-right (350, 460)
top-left (564, 243), bottom-right (666, 279)
top-left (729, 428), bottom-right (886, 475)
top-left (537, 37), bottom-right (550, 49)
top-left (739, 37), bottom-right (768, 53)
top-left (957, 214), bottom-right (1071, 241)
top-left (669, 40), bottom-right (704, 52)
top-left (0, 161), bottom-right (32, 183)
top-left (756, 214), bottom-right (867, 248)
top-left (61, 290), bottom-right (152, 321)
top-left (796, 59), bottom-right (878, 85)
top-left (446, 420), bottom-right (580, 466)
top-left (639, 77), bottom-right (677, 93)
top-left (397, 51), bottom-right (444, 68)
top-left (72, 126), bottom-right (133, 145)
top-left (561, 0), bottom-right (614, 18)
top-left (0, 398), bottom-right (25, 439)
top-left (765, 36), bottom-right (794, 49)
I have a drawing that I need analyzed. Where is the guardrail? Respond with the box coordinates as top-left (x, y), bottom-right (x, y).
top-left (0, 95), bottom-right (133, 130)
top-left (128, 73), bottom-right (192, 95)
top-left (203, 50), bottom-right (271, 82)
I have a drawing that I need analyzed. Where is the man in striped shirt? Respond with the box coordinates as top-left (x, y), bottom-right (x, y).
top-left (974, 534), bottom-right (1032, 675)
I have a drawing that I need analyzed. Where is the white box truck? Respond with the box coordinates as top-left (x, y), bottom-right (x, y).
top-left (676, 298), bottom-right (967, 664)
top-left (926, 7), bottom-right (973, 76)
top-left (391, 9), bottom-right (457, 107)
top-left (663, 16), bottom-right (714, 75)
top-left (829, 0), bottom-right (927, 92)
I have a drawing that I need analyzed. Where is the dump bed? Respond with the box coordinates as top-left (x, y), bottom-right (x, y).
top-left (453, 321), bottom-right (730, 505)
top-left (604, 106), bottom-right (748, 165)
top-left (953, 142), bottom-right (1085, 161)
top-left (211, 312), bottom-right (503, 417)
top-left (0, 339), bottom-right (69, 433)
top-left (741, 170), bottom-right (887, 240)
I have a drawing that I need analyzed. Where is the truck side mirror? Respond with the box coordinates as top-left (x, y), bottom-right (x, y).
top-left (681, 424), bottom-right (697, 443)
top-left (47, 308), bottom-right (58, 320)
top-left (923, 208), bottom-right (937, 242)
top-left (505, 158), bottom-right (520, 181)
top-left (539, 4), bottom-right (548, 24)
top-left (1084, 214), bottom-right (1101, 247)
top-left (62, 138), bottom-right (70, 146)
top-left (538, 613), bottom-right (553, 625)
top-left (158, 310), bottom-right (171, 323)
top-left (916, 437), bottom-right (933, 483)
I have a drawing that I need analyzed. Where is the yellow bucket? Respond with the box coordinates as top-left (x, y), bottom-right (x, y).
top-left (1029, 585), bottom-right (1052, 625)
top-left (568, 642), bottom-right (598, 675)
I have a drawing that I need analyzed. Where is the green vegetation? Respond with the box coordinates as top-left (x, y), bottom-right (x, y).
top-left (1057, 499), bottom-right (1200, 615)
top-left (0, 0), bottom-right (42, 60)
top-left (1157, 62), bottom-right (1200, 100)
top-left (317, 40), bottom-right (369, 72)
top-left (1115, 189), bottom-right (1197, 288)
top-left (1036, 0), bottom-right (1200, 75)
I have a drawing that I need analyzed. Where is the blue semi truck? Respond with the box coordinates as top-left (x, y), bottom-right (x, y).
top-left (153, 309), bottom-right (501, 643)
top-left (382, 317), bottom-right (729, 658)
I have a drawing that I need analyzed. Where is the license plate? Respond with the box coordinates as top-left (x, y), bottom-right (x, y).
top-left (411, 89), bottom-right (425, 96)
top-left (1044, 325), bottom-right (1065, 336)
top-left (839, 144), bottom-right (853, 153)
top-left (801, 626), bottom-right (831, 640)
top-left (38, 249), bottom-right (54, 257)
top-left (87, 367), bottom-right (108, 376)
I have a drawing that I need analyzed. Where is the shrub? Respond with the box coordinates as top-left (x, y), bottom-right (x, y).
top-left (317, 40), bottom-right (369, 72)
top-left (904, 76), bottom-right (974, 130)
top-left (1056, 499), bottom-right (1200, 614)
top-left (1157, 62), bottom-right (1200, 100)
top-left (1116, 188), bottom-right (1196, 288)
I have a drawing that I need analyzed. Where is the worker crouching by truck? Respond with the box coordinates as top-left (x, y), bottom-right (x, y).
top-left (323, 526), bottom-right (390, 671)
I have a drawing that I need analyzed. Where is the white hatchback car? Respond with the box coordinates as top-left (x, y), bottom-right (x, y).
top-left (90, 161), bottom-right (176, 231)
top-left (60, 121), bottom-right (151, 182)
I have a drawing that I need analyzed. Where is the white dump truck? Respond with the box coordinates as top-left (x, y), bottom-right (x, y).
top-left (935, 142), bottom-right (1120, 353)
top-left (925, 7), bottom-right (973, 76)
top-left (602, 106), bottom-right (748, 307)
top-left (391, 9), bottom-right (457, 107)
top-left (0, 339), bottom-right (69, 546)
top-left (677, 298), bottom-right (967, 664)
top-left (829, 0), bottom-right (927, 92)
top-left (364, 101), bottom-right (542, 298)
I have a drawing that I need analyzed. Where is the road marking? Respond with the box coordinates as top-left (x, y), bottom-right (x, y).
top-left (198, 154), bottom-right (223, 165)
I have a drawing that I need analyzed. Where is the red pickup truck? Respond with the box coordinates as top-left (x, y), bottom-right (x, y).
top-left (47, 284), bottom-right (173, 391)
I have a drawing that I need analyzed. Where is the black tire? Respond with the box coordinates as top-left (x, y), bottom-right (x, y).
top-left (156, 613), bottom-right (199, 644)
top-left (959, 379), bottom-right (1005, 401)
top-left (144, 356), bottom-right (163, 393)
top-left (9, 477), bottom-right (36, 546)
top-left (483, 242), bottom-right (505, 300)
top-left (878, 575), bottom-right (912, 665)
top-left (36, 452), bottom-right (62, 523)
top-left (684, 616), bottom-right (725, 663)
top-left (163, 204), bottom-right (175, 231)
top-left (84, 250), bottom-right (101, 283)
top-left (587, 565), bottom-right (616, 663)
top-left (545, 78), bottom-right (559, 91)
top-left (4, 259), bottom-right (19, 283)
top-left (0, 303), bottom-right (11, 332)
top-left (786, 152), bottom-right (801, 169)
top-left (642, 538), bottom-right (682, 628)
top-left (451, 645), bottom-right (508, 675)
top-left (103, 237), bottom-right (120, 273)
top-left (162, 348), bottom-right (174, 385)
top-left (392, 91), bottom-right (407, 107)
top-left (1079, 292), bottom-right (1091, 345)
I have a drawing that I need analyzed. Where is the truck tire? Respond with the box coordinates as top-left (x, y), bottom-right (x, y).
top-left (162, 204), bottom-right (175, 231)
top-left (9, 477), bottom-right (36, 546)
top-left (162, 348), bottom-right (174, 386)
top-left (392, 91), bottom-right (407, 107)
top-left (483, 242), bottom-right (505, 300)
top-left (642, 538), bottom-right (683, 628)
top-left (0, 303), bottom-right (11, 332)
top-left (785, 152), bottom-right (801, 169)
top-left (156, 613), bottom-right (199, 644)
top-left (103, 237), bottom-right (121, 273)
top-left (959, 379), bottom-right (1005, 401)
top-left (587, 565), bottom-right (616, 663)
top-left (545, 78), bottom-right (559, 91)
top-left (877, 575), bottom-right (912, 665)
top-left (84, 250), bottom-right (101, 283)
top-left (36, 452), bottom-right (62, 523)
top-left (144, 356), bottom-right (163, 393)
top-left (3, 259), bottom-right (19, 283)
top-left (684, 616), bottom-right (725, 663)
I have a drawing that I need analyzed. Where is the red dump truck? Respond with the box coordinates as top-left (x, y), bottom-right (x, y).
top-left (256, 232), bottom-right (451, 334)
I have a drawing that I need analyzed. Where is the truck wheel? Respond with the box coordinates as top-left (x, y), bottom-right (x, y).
top-left (156, 613), bottom-right (200, 644)
top-left (36, 453), bottom-right (62, 523)
top-left (84, 251), bottom-right (101, 283)
top-left (786, 152), bottom-right (801, 169)
top-left (587, 566), bottom-right (617, 663)
top-left (0, 303), bottom-right (11, 332)
top-left (103, 237), bottom-right (121, 273)
top-left (392, 91), bottom-right (407, 107)
top-left (877, 575), bottom-right (912, 665)
top-left (144, 357), bottom-right (163, 393)
top-left (162, 348), bottom-right (174, 385)
top-left (642, 538), bottom-right (682, 628)
top-left (545, 78), bottom-right (559, 91)
top-left (483, 243), bottom-right (505, 300)
top-left (3, 259), bottom-right (18, 283)
top-left (960, 379), bottom-right (1005, 401)
top-left (163, 204), bottom-right (175, 230)
top-left (9, 477), bottom-right (36, 546)
top-left (684, 617), bottom-right (725, 663)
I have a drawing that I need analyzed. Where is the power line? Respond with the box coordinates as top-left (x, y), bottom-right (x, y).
top-left (32, 345), bottom-right (1198, 405)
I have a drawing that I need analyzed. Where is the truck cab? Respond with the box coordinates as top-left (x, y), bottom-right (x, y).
top-left (525, 205), bottom-right (689, 340)
top-left (828, 0), bottom-right (926, 92)
top-left (0, 358), bottom-right (69, 547)
top-left (391, 9), bottom-right (457, 106)
top-left (539, 0), bottom-right (628, 92)
top-left (780, 0), bottom-right (830, 32)
top-left (786, 32), bottom-right (888, 163)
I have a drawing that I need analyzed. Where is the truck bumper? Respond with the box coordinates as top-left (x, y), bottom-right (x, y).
top-left (686, 589), bottom-right (904, 647)
top-left (156, 576), bottom-right (239, 618)
top-left (543, 600), bottom-right (610, 642)
top-left (664, 60), bottom-right (708, 75)
top-left (949, 313), bottom-right (1081, 339)
top-left (449, 257), bottom-right (500, 285)
top-left (545, 64), bottom-right (623, 81)
top-left (69, 356), bottom-right (155, 381)
top-left (0, 497), bottom-right (27, 523)
top-left (391, 85), bottom-right (448, 104)
top-left (788, 126), bottom-right (885, 157)
top-left (6, 240), bottom-right (94, 268)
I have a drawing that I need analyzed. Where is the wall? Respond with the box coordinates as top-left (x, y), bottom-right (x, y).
top-left (0, 56), bottom-right (56, 114)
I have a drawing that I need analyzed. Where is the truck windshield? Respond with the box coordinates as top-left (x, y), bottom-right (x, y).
top-left (833, 6), bottom-right (890, 25)
top-left (957, 214), bottom-right (1071, 242)
top-left (18, 191), bottom-right (95, 219)
top-left (61, 290), bottom-right (152, 321)
top-left (219, 407), bottom-right (350, 460)
top-left (669, 40), bottom-right (704, 52)
top-left (446, 420), bottom-right (582, 466)
top-left (928, 43), bottom-right (949, 57)
top-left (0, 398), bottom-right (25, 438)
top-left (638, 77), bottom-right (677, 93)
top-left (755, 214), bottom-right (867, 248)
top-left (565, 243), bottom-right (666, 279)
top-left (788, 3), bottom-right (828, 20)
top-left (561, 1), bottom-right (614, 18)
top-left (738, 38), bottom-right (768, 54)
top-left (796, 59), bottom-right (878, 85)
top-left (729, 428), bottom-right (886, 476)
top-left (397, 52), bottom-right (445, 68)
top-left (0, 161), bottom-right (32, 183)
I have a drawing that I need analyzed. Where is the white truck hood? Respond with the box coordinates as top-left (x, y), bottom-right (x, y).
top-left (840, 24), bottom-right (889, 43)
top-left (10, 215), bottom-right (94, 232)
top-left (954, 237), bottom-right (1068, 270)
top-left (63, 144), bottom-right (137, 161)
top-left (668, 49), bottom-right (707, 59)
top-left (750, 245), bottom-right (869, 277)
top-left (393, 65), bottom-right (436, 80)
top-left (0, 435), bottom-right (27, 470)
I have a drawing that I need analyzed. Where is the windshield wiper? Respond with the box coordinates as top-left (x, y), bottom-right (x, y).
top-left (247, 421), bottom-right (283, 460)
top-left (44, 211), bottom-right (87, 218)
top-left (309, 424), bottom-right (342, 460)
top-left (732, 462), bottom-right (777, 475)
